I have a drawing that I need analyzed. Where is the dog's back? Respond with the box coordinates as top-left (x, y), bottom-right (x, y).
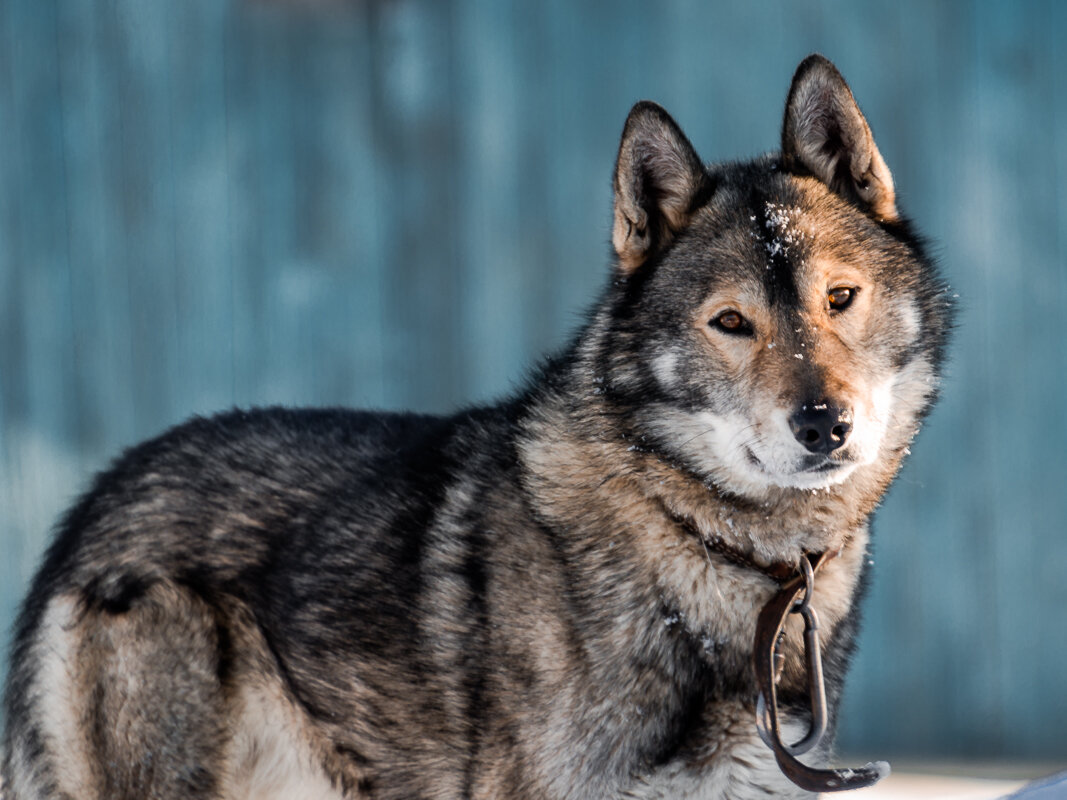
top-left (3, 407), bottom-right (526, 799)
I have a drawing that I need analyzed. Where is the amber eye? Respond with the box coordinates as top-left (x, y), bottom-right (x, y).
top-left (711, 310), bottom-right (751, 335)
top-left (828, 286), bottom-right (856, 311)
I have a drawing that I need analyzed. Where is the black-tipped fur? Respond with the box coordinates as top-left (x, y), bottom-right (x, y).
top-left (2, 57), bottom-right (950, 800)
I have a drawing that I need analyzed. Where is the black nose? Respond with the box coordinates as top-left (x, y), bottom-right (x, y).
top-left (790, 405), bottom-right (853, 454)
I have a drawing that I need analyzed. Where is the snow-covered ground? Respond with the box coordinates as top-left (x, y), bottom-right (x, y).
top-left (849, 766), bottom-right (1067, 800)
top-left (852, 773), bottom-right (1026, 799)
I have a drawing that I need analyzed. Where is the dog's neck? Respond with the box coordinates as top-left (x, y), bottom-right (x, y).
top-left (517, 383), bottom-right (871, 706)
top-left (518, 382), bottom-right (882, 568)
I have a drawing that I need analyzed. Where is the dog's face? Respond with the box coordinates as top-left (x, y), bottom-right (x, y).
top-left (601, 56), bottom-right (949, 499)
top-left (643, 180), bottom-right (931, 496)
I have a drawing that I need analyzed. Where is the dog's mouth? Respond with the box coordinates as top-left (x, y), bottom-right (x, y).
top-left (745, 448), bottom-right (851, 472)
top-left (804, 456), bottom-right (852, 473)
top-left (742, 446), bottom-right (856, 489)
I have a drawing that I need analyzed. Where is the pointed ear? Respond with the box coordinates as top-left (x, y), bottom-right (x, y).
top-left (782, 55), bottom-right (898, 221)
top-left (613, 102), bottom-right (708, 274)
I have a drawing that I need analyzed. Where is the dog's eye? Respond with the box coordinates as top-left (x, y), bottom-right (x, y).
top-left (711, 310), bottom-right (751, 335)
top-left (828, 286), bottom-right (856, 311)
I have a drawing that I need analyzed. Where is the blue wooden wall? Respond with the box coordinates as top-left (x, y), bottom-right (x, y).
top-left (1, 0), bottom-right (1065, 761)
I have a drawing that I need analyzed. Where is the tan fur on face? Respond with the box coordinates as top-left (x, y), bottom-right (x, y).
top-left (678, 181), bottom-right (928, 495)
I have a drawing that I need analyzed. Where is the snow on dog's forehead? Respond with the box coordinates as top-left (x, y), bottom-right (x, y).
top-left (762, 201), bottom-right (804, 238)
top-left (758, 191), bottom-right (902, 277)
top-left (665, 174), bottom-right (908, 304)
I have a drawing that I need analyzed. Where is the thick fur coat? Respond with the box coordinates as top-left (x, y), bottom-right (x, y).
top-left (2, 56), bottom-right (950, 799)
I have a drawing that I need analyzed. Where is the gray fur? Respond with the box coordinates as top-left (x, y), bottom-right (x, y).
top-left (2, 56), bottom-right (950, 800)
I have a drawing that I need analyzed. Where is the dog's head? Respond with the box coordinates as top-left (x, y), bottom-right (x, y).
top-left (598, 55), bottom-right (951, 499)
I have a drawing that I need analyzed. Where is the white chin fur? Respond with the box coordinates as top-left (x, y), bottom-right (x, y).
top-left (767, 463), bottom-right (858, 490)
top-left (644, 400), bottom-right (886, 497)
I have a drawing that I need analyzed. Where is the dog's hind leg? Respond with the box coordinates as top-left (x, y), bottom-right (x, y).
top-left (3, 582), bottom-right (230, 800)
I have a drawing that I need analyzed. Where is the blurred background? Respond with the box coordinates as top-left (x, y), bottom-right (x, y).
top-left (1, 0), bottom-right (1064, 775)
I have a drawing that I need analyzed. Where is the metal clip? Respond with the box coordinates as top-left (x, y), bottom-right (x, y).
top-left (756, 556), bottom-right (827, 755)
top-left (753, 552), bottom-right (890, 792)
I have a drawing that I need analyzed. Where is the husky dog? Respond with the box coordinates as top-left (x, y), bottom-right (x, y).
top-left (2, 55), bottom-right (950, 799)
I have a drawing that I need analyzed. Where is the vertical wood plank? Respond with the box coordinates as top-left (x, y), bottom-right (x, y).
top-left (368, 0), bottom-right (465, 412)
top-left (107, 0), bottom-right (180, 433)
top-left (167, 0), bottom-right (236, 416)
top-left (0, 0), bottom-right (83, 690)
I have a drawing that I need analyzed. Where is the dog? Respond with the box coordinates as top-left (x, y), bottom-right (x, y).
top-left (2, 55), bottom-right (950, 799)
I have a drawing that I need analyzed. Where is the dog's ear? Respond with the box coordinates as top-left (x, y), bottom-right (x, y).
top-left (613, 102), bottom-right (708, 274)
top-left (782, 55), bottom-right (898, 221)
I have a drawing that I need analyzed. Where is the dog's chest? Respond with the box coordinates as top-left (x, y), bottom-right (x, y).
top-left (621, 703), bottom-right (815, 800)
